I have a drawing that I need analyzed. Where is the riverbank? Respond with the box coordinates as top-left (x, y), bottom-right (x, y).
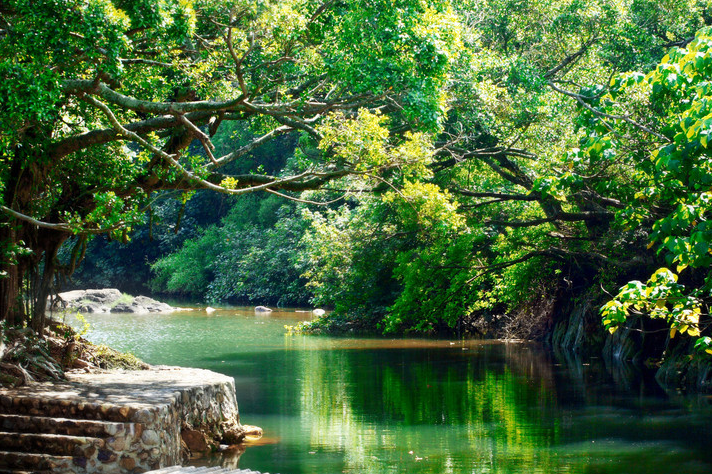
top-left (0, 323), bottom-right (149, 389)
top-left (297, 291), bottom-right (712, 394)
top-left (2, 289), bottom-right (190, 388)
top-left (1, 293), bottom-right (264, 473)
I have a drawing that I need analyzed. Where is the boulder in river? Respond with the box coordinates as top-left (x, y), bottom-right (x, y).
top-left (49, 289), bottom-right (176, 314)
top-left (254, 306), bottom-right (273, 312)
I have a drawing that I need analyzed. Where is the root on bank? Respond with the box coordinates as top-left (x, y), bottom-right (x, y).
top-left (0, 319), bottom-right (148, 388)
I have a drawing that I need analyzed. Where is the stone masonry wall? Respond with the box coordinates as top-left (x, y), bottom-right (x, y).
top-left (179, 377), bottom-right (241, 435)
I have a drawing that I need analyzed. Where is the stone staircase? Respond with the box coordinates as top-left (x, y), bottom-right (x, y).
top-left (149, 467), bottom-right (270, 474)
top-left (0, 394), bottom-right (149, 473)
top-left (0, 367), bottom-right (245, 474)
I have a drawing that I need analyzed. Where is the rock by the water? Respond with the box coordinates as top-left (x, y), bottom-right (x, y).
top-left (242, 425), bottom-right (264, 439)
top-left (312, 308), bottom-right (326, 316)
top-left (134, 295), bottom-right (173, 312)
top-left (59, 288), bottom-right (121, 305)
top-left (111, 302), bottom-right (139, 313)
top-left (181, 428), bottom-right (209, 452)
top-left (49, 289), bottom-right (176, 314)
top-left (254, 306), bottom-right (272, 312)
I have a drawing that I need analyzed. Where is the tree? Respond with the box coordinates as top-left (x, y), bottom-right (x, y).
top-left (601, 27), bottom-right (712, 355)
top-left (0, 0), bottom-right (460, 330)
top-left (418, 0), bottom-right (712, 338)
top-left (298, 0), bottom-right (711, 339)
top-left (150, 195), bottom-right (313, 306)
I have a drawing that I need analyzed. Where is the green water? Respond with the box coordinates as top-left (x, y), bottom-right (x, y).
top-left (72, 307), bottom-right (712, 474)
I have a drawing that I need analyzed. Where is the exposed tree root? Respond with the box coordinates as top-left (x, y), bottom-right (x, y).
top-left (0, 321), bottom-right (148, 388)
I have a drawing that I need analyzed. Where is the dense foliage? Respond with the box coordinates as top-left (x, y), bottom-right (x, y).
top-left (4, 0), bottom-right (712, 382)
top-left (601, 28), bottom-right (712, 354)
top-left (294, 1), bottom-right (712, 343)
top-left (151, 195), bottom-right (312, 306)
top-left (150, 3), bottom-right (712, 349)
top-left (0, 0), bottom-right (459, 329)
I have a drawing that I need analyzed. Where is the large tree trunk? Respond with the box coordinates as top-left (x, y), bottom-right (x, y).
top-left (0, 225), bottom-right (24, 326)
top-left (0, 218), bottom-right (68, 332)
top-left (29, 230), bottom-right (66, 333)
top-left (0, 267), bottom-right (22, 327)
top-left (0, 130), bottom-right (68, 331)
top-left (1, 142), bottom-right (33, 327)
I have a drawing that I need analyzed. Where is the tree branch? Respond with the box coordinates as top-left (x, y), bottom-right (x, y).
top-left (119, 58), bottom-right (174, 68)
top-left (547, 80), bottom-right (670, 142)
top-left (0, 206), bottom-right (130, 235)
top-left (173, 112), bottom-right (217, 164)
top-left (544, 37), bottom-right (598, 79)
top-left (82, 95), bottom-right (353, 196)
top-left (207, 125), bottom-right (293, 170)
top-left (226, 26), bottom-right (250, 97)
top-left (433, 145), bottom-right (536, 189)
top-left (453, 189), bottom-right (538, 201)
top-left (264, 189), bottom-right (346, 205)
top-left (63, 80), bottom-right (249, 115)
top-left (50, 111), bottom-right (211, 159)
top-left (467, 247), bottom-right (610, 283)
top-left (486, 210), bottom-right (613, 228)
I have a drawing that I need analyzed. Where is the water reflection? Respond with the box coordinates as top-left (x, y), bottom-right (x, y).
top-left (285, 342), bottom-right (560, 473)
top-left (74, 309), bottom-right (712, 474)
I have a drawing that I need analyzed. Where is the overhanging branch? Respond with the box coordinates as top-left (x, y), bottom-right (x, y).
top-left (486, 210), bottom-right (613, 228)
top-left (0, 206), bottom-right (129, 235)
top-left (83, 94), bottom-right (353, 196)
top-left (63, 80), bottom-right (248, 115)
top-left (547, 80), bottom-right (669, 142)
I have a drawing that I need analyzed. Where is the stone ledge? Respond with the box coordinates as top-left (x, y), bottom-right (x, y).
top-left (0, 414), bottom-right (132, 437)
top-left (0, 451), bottom-right (73, 471)
top-left (0, 432), bottom-right (106, 456)
top-left (148, 467), bottom-right (270, 474)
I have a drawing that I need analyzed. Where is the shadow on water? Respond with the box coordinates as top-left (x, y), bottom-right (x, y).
top-left (76, 308), bottom-right (712, 474)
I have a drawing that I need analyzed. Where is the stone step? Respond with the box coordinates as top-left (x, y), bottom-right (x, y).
top-left (0, 394), bottom-right (138, 423)
top-left (147, 468), bottom-right (191, 474)
top-left (0, 366), bottom-right (243, 474)
top-left (0, 432), bottom-right (105, 457)
top-left (0, 469), bottom-right (43, 474)
top-left (0, 451), bottom-right (74, 472)
top-left (0, 414), bottom-right (133, 438)
top-left (149, 467), bottom-right (270, 474)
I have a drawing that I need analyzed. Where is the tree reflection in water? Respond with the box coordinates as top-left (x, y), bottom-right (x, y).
top-left (75, 311), bottom-right (712, 474)
top-left (283, 340), bottom-right (560, 472)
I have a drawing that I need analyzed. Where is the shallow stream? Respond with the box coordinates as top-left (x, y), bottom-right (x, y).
top-left (73, 306), bottom-right (712, 474)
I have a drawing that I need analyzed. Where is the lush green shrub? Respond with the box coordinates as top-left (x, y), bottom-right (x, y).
top-left (151, 196), bottom-right (312, 306)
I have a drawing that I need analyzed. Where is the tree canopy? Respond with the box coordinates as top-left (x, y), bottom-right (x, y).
top-left (3, 0), bottom-right (712, 383)
top-left (0, 0), bottom-right (460, 329)
top-left (291, 0), bottom-right (712, 338)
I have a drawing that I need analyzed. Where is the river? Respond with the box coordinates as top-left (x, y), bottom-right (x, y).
top-left (71, 306), bottom-right (712, 474)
